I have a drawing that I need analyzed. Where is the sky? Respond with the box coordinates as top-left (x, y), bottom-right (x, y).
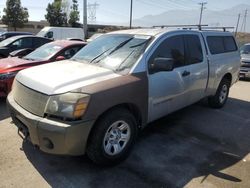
top-left (0, 0), bottom-right (250, 26)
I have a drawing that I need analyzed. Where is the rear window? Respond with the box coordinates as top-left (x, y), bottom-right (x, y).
top-left (207, 36), bottom-right (237, 54)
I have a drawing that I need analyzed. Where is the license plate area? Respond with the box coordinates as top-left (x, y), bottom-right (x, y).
top-left (13, 116), bottom-right (30, 140)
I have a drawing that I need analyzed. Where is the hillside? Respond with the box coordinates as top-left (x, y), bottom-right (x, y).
top-left (132, 4), bottom-right (250, 33)
top-left (236, 32), bottom-right (250, 46)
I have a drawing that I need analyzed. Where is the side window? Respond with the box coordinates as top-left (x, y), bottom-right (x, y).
top-left (12, 38), bottom-right (32, 49)
top-left (185, 35), bottom-right (203, 64)
top-left (45, 31), bottom-right (53, 39)
top-left (207, 36), bottom-right (224, 54)
top-left (60, 46), bottom-right (82, 59)
top-left (33, 38), bottom-right (47, 48)
top-left (11, 39), bottom-right (21, 48)
top-left (207, 36), bottom-right (238, 54)
top-left (224, 36), bottom-right (237, 52)
top-left (33, 38), bottom-right (40, 48)
top-left (151, 35), bottom-right (185, 68)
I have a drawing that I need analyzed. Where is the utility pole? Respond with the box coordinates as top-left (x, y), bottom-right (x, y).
top-left (235, 13), bottom-right (241, 37)
top-left (83, 0), bottom-right (88, 39)
top-left (129, 0), bottom-right (133, 29)
top-left (240, 9), bottom-right (248, 33)
top-left (198, 2), bottom-right (207, 26)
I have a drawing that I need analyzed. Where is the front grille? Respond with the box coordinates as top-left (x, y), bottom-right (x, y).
top-left (241, 61), bottom-right (250, 67)
top-left (13, 80), bottom-right (49, 117)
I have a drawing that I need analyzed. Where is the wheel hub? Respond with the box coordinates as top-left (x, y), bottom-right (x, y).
top-left (103, 120), bottom-right (131, 156)
top-left (219, 84), bottom-right (228, 104)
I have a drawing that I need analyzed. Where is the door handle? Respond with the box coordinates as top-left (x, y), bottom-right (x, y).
top-left (182, 70), bottom-right (190, 77)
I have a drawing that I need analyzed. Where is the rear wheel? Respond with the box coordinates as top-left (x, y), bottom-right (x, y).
top-left (208, 78), bottom-right (231, 108)
top-left (87, 108), bottom-right (137, 166)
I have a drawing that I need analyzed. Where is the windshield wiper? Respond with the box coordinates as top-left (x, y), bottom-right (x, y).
top-left (115, 50), bottom-right (135, 72)
top-left (90, 47), bottom-right (113, 63)
top-left (90, 37), bottom-right (133, 64)
top-left (108, 37), bottom-right (133, 55)
top-left (129, 39), bottom-right (150, 48)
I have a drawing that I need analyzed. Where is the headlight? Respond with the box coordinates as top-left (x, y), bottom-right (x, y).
top-left (0, 72), bottom-right (18, 80)
top-left (45, 92), bottom-right (90, 120)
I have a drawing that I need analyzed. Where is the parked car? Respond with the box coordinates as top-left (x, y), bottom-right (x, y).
top-left (0, 35), bottom-right (52, 58)
top-left (37, 27), bottom-right (85, 41)
top-left (0, 40), bottom-right (86, 97)
top-left (7, 29), bottom-right (240, 165)
top-left (239, 43), bottom-right (250, 79)
top-left (87, 33), bottom-right (104, 43)
top-left (0, 31), bottom-right (33, 42)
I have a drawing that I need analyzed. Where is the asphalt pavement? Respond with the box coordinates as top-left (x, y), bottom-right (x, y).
top-left (0, 80), bottom-right (250, 188)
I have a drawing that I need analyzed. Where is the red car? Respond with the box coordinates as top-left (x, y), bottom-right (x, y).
top-left (0, 40), bottom-right (86, 97)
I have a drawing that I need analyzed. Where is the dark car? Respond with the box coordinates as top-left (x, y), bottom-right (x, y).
top-left (0, 35), bottom-right (52, 58)
top-left (0, 40), bottom-right (86, 97)
top-left (0, 31), bottom-right (33, 42)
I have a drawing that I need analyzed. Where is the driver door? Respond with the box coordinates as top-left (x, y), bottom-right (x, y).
top-left (148, 34), bottom-right (191, 122)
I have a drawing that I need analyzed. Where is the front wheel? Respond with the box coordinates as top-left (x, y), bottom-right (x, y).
top-left (87, 108), bottom-right (137, 166)
top-left (208, 78), bottom-right (231, 108)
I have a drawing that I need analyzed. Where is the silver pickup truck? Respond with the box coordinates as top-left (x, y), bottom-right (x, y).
top-left (7, 29), bottom-right (240, 165)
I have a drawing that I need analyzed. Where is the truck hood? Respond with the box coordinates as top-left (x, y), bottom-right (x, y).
top-left (241, 54), bottom-right (250, 62)
top-left (16, 60), bottom-right (121, 95)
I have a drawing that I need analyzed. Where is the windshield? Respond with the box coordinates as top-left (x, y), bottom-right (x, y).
top-left (24, 43), bottom-right (62, 61)
top-left (241, 44), bottom-right (250, 54)
top-left (36, 30), bottom-right (47, 37)
top-left (72, 34), bottom-right (151, 73)
top-left (0, 37), bottom-right (16, 47)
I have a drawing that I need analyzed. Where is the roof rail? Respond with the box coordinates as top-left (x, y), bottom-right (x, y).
top-left (152, 24), bottom-right (208, 30)
top-left (200, 26), bottom-right (234, 32)
top-left (152, 25), bottom-right (234, 32)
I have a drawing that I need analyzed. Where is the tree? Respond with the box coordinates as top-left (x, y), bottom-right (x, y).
top-left (2, 0), bottom-right (29, 31)
top-left (45, 0), bottom-right (67, 26)
top-left (68, 0), bottom-right (80, 27)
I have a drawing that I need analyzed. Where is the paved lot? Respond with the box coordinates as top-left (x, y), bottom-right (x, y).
top-left (0, 80), bottom-right (250, 188)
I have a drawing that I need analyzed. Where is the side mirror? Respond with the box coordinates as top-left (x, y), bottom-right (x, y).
top-left (56, 56), bottom-right (65, 61)
top-left (149, 57), bottom-right (174, 74)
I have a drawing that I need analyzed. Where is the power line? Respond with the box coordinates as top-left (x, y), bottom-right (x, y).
top-left (136, 0), bottom-right (190, 11)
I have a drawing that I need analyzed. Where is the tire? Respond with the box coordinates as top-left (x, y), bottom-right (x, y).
top-left (208, 78), bottom-right (231, 108)
top-left (87, 108), bottom-right (137, 166)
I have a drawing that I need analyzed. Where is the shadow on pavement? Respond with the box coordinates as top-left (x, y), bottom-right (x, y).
top-left (22, 97), bottom-right (250, 188)
top-left (0, 97), bottom-right (9, 121)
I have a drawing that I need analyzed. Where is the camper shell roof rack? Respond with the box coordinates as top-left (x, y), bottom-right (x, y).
top-left (152, 25), bottom-right (234, 32)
